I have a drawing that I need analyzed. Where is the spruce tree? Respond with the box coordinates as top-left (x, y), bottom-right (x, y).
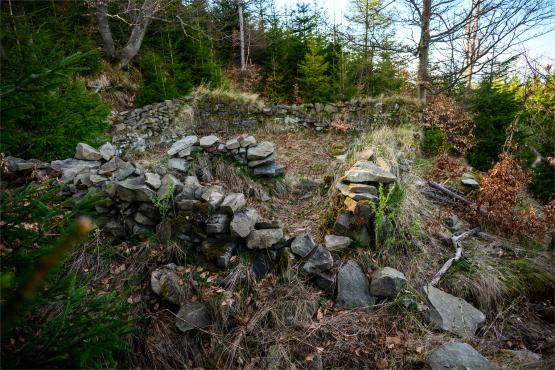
top-left (297, 38), bottom-right (332, 103)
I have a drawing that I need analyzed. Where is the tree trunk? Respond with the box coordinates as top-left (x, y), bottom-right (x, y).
top-left (96, 0), bottom-right (115, 60)
top-left (417, 0), bottom-right (431, 102)
top-left (117, 17), bottom-right (151, 69)
top-left (237, 0), bottom-right (246, 74)
top-left (465, 0), bottom-right (480, 89)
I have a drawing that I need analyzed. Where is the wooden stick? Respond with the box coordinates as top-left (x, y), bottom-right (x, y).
top-left (427, 181), bottom-right (471, 205)
top-left (430, 227), bottom-right (480, 286)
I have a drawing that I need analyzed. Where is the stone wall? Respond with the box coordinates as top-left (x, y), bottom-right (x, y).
top-left (110, 94), bottom-right (421, 153)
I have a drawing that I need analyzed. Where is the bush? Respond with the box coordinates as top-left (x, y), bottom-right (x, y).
top-left (529, 161), bottom-right (555, 205)
top-left (423, 94), bottom-right (474, 155)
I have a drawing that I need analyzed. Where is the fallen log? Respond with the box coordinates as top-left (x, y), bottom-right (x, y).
top-left (427, 181), bottom-right (471, 205)
top-left (430, 226), bottom-right (481, 286)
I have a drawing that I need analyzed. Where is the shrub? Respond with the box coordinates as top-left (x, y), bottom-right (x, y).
top-left (478, 153), bottom-right (551, 238)
top-left (423, 94), bottom-right (474, 155)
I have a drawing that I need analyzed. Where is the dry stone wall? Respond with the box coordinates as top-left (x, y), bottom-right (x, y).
top-left (110, 95), bottom-right (420, 153)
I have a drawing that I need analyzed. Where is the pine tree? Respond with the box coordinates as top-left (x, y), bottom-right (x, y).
top-left (297, 38), bottom-right (331, 103)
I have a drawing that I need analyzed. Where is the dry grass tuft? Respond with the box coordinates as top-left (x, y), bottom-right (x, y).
top-left (193, 84), bottom-right (263, 107)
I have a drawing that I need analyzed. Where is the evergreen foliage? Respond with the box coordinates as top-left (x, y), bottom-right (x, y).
top-left (0, 182), bottom-right (133, 368)
top-left (468, 79), bottom-right (522, 170)
top-left (297, 38), bottom-right (332, 102)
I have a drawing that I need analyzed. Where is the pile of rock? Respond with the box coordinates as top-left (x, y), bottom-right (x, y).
top-left (331, 160), bottom-right (397, 247)
top-left (166, 134), bottom-right (285, 177)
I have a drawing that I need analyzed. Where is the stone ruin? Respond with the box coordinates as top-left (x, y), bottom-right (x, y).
top-left (2, 134), bottom-right (489, 350)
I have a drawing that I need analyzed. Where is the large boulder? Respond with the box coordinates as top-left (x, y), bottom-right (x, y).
top-left (303, 246), bottom-right (333, 275)
top-left (176, 302), bottom-right (211, 332)
top-left (343, 161), bottom-right (396, 184)
top-left (369, 267), bottom-right (407, 297)
top-left (75, 143), bottom-right (102, 161)
top-left (150, 264), bottom-right (186, 304)
top-left (290, 231), bottom-right (317, 257)
top-left (246, 229), bottom-right (283, 249)
top-left (423, 285), bottom-right (486, 337)
top-left (426, 343), bottom-right (496, 370)
top-left (335, 260), bottom-right (375, 308)
top-left (230, 208), bottom-right (258, 238)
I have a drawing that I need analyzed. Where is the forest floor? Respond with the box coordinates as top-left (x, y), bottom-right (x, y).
top-left (129, 120), bottom-right (554, 369)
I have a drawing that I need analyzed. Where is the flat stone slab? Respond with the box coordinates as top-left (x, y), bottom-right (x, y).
top-left (370, 267), bottom-right (407, 297)
top-left (246, 228), bottom-right (283, 249)
top-left (461, 178), bottom-right (480, 188)
top-left (427, 343), bottom-right (496, 370)
top-left (168, 158), bottom-right (189, 173)
top-left (423, 285), bottom-right (486, 337)
top-left (336, 260), bottom-right (375, 309)
top-left (167, 135), bottom-right (198, 156)
top-left (348, 183), bottom-right (377, 194)
top-left (247, 141), bottom-right (275, 160)
top-left (176, 302), bottom-right (211, 332)
top-left (343, 161), bottom-right (396, 184)
top-left (324, 235), bottom-right (352, 251)
top-left (199, 135), bottom-right (219, 147)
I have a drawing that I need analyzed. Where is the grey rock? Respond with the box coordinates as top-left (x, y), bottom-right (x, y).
top-left (230, 208), bottom-right (258, 238)
top-left (239, 135), bottom-right (256, 147)
top-left (370, 267), bottom-right (407, 297)
top-left (315, 271), bottom-right (336, 295)
top-left (303, 246), bottom-right (333, 275)
top-left (168, 158), bottom-right (189, 173)
top-left (156, 219), bottom-right (173, 243)
top-left (324, 104), bottom-right (338, 113)
top-left (462, 178), bottom-right (480, 188)
top-left (113, 160), bottom-right (135, 180)
top-left (201, 186), bottom-right (225, 209)
top-left (248, 154), bottom-right (276, 167)
top-left (246, 228), bottom-right (283, 249)
top-left (423, 284), bottom-right (486, 337)
top-left (158, 174), bottom-right (182, 198)
top-left (333, 212), bottom-right (353, 236)
top-left (427, 343), bottom-right (496, 370)
top-left (343, 161), bottom-right (396, 184)
top-left (176, 302), bottom-right (211, 332)
top-left (247, 142), bottom-right (274, 160)
top-left (75, 143), bottom-right (102, 161)
top-left (506, 349), bottom-right (541, 362)
top-left (347, 192), bottom-right (379, 202)
top-left (206, 214), bottom-right (230, 234)
top-left (51, 158), bottom-right (101, 172)
top-left (255, 219), bottom-right (283, 230)
top-left (199, 135), bottom-right (219, 147)
top-left (179, 175), bottom-right (198, 197)
top-left (89, 174), bottom-right (108, 186)
top-left (324, 235), bottom-right (352, 251)
top-left (336, 260), bottom-right (375, 308)
top-left (134, 212), bottom-right (157, 226)
top-left (60, 166), bottom-right (89, 184)
top-left (253, 161), bottom-right (277, 176)
top-left (220, 193), bottom-right (246, 215)
top-left (348, 183), bottom-right (378, 195)
top-left (145, 172), bottom-right (162, 189)
top-left (215, 242), bottom-right (236, 269)
top-left (225, 138), bottom-right (240, 150)
top-left (98, 142), bottom-right (116, 161)
top-left (290, 231), bottom-right (317, 257)
top-left (167, 135), bottom-right (198, 156)
top-left (177, 146), bottom-right (192, 157)
top-left (116, 179), bottom-right (156, 202)
top-left (177, 199), bottom-right (197, 211)
top-left (150, 263), bottom-right (186, 304)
